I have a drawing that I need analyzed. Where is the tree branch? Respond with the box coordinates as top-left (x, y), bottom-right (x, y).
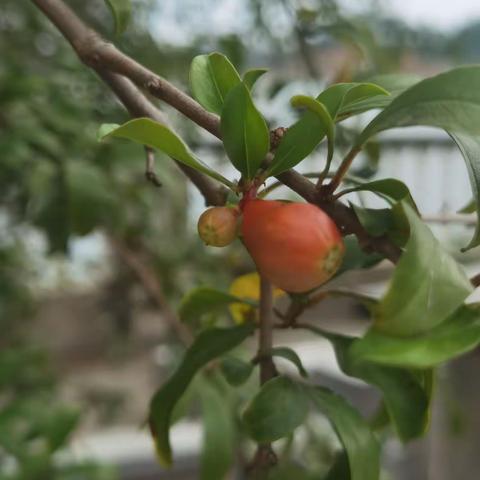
top-left (32, 0), bottom-right (402, 263)
top-left (248, 275), bottom-right (277, 477)
top-left (31, 0), bottom-right (220, 137)
top-left (96, 70), bottom-right (228, 206)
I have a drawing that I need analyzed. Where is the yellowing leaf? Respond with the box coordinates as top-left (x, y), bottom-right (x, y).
top-left (228, 272), bottom-right (284, 323)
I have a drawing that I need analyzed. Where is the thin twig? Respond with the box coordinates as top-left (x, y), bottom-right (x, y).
top-left (107, 235), bottom-right (193, 345)
top-left (325, 146), bottom-right (362, 194)
top-left (144, 147), bottom-right (162, 187)
top-left (471, 273), bottom-right (480, 288)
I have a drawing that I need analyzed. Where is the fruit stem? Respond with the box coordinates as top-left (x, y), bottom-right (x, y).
top-left (258, 275), bottom-right (277, 384)
top-left (323, 145), bottom-right (361, 195)
top-left (239, 184), bottom-right (259, 211)
top-left (248, 275), bottom-right (278, 476)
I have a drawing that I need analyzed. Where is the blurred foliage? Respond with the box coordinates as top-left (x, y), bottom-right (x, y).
top-left (2, 0), bottom-right (480, 478)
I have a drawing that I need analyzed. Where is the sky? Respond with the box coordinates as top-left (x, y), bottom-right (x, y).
top-left (385, 0), bottom-right (480, 31)
top-left (152, 0), bottom-right (480, 47)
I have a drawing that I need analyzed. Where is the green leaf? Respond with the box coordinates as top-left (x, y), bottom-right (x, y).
top-left (302, 330), bottom-right (430, 442)
top-left (449, 133), bottom-right (480, 250)
top-left (351, 305), bottom-right (480, 368)
top-left (200, 380), bottom-right (235, 480)
top-left (336, 236), bottom-right (384, 275)
top-left (266, 84), bottom-right (350, 177)
top-left (343, 178), bottom-right (416, 207)
top-left (323, 452), bottom-right (351, 480)
top-left (220, 356), bottom-right (254, 386)
top-left (333, 336), bottom-right (429, 441)
top-left (307, 386), bottom-right (380, 480)
top-left (358, 66), bottom-right (480, 146)
top-left (243, 68), bottom-right (268, 90)
top-left (42, 407), bottom-right (80, 453)
top-left (337, 83), bottom-right (390, 118)
top-left (267, 82), bottom-right (388, 177)
top-left (270, 347), bottom-right (308, 378)
top-left (178, 287), bottom-right (256, 324)
top-left (365, 73), bottom-right (422, 93)
top-left (350, 205), bottom-right (393, 238)
top-left (242, 376), bottom-right (309, 443)
top-left (99, 118), bottom-right (234, 188)
top-left (189, 53), bottom-right (241, 114)
top-left (290, 95), bottom-right (335, 174)
top-left (104, 0), bottom-right (131, 34)
top-left (458, 198), bottom-right (476, 214)
top-left (220, 83), bottom-right (270, 179)
top-left (374, 202), bottom-right (472, 336)
top-left (149, 324), bottom-right (253, 466)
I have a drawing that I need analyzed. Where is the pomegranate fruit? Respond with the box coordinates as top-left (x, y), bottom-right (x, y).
top-left (197, 206), bottom-right (240, 247)
top-left (241, 199), bottom-right (344, 292)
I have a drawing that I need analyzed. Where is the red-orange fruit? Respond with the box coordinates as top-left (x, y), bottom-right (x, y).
top-left (197, 206), bottom-right (240, 247)
top-left (241, 199), bottom-right (345, 292)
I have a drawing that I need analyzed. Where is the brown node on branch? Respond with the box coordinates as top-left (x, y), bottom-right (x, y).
top-left (270, 127), bottom-right (288, 150)
top-left (247, 445), bottom-right (278, 478)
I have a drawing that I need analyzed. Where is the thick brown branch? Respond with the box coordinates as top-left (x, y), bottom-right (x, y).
top-left (31, 0), bottom-right (220, 137)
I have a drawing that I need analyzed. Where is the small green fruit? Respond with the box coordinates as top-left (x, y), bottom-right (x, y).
top-left (197, 206), bottom-right (240, 247)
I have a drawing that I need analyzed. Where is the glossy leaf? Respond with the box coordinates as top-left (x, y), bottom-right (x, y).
top-left (358, 66), bottom-right (480, 146)
top-left (350, 205), bottom-right (393, 238)
top-left (351, 305), bottom-right (480, 368)
top-left (290, 95), bottom-right (335, 172)
top-left (267, 82), bottom-right (388, 177)
top-left (366, 73), bottom-right (422, 94)
top-left (149, 324), bottom-right (253, 466)
top-left (343, 178), bottom-right (416, 207)
top-left (200, 380), bottom-right (235, 480)
top-left (449, 133), bottom-right (480, 250)
top-left (190, 52), bottom-right (241, 114)
top-left (104, 0), bottom-right (131, 34)
top-left (270, 347), bottom-right (308, 378)
top-left (220, 356), bottom-right (254, 386)
top-left (242, 376), bottom-right (309, 443)
top-left (220, 83), bottom-right (270, 179)
top-left (243, 68), bottom-right (268, 90)
top-left (333, 336), bottom-right (429, 441)
top-left (336, 235), bottom-right (384, 275)
top-left (337, 83), bottom-right (390, 118)
top-left (178, 287), bottom-right (256, 324)
top-left (99, 119), bottom-right (234, 188)
top-left (307, 386), bottom-right (380, 480)
top-left (374, 202), bottom-right (472, 336)
top-left (266, 84), bottom-right (350, 177)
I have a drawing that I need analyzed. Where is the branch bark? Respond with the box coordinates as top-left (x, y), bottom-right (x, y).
top-left (249, 275), bottom-right (277, 477)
